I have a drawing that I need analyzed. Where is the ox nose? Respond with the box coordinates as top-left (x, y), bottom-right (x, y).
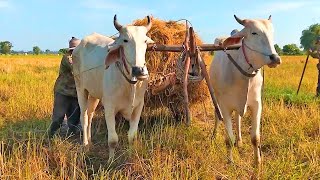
top-left (269, 54), bottom-right (281, 64)
top-left (132, 66), bottom-right (148, 77)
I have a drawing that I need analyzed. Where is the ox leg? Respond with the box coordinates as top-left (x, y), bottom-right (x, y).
top-left (77, 90), bottom-right (89, 146)
top-left (104, 107), bottom-right (118, 161)
top-left (221, 108), bottom-right (235, 163)
top-left (249, 101), bottom-right (262, 167)
top-left (235, 112), bottom-right (243, 147)
top-left (128, 102), bottom-right (144, 145)
top-left (212, 111), bottom-right (221, 138)
top-left (86, 96), bottom-right (100, 145)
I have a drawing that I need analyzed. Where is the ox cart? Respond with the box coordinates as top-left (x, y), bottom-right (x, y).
top-left (145, 21), bottom-right (240, 125)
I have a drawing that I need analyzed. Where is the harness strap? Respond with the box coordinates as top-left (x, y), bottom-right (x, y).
top-left (120, 47), bottom-right (130, 74)
top-left (115, 61), bottom-right (138, 84)
top-left (225, 52), bottom-right (257, 78)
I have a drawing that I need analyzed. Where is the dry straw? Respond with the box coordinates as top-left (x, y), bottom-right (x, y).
top-left (133, 17), bottom-right (211, 119)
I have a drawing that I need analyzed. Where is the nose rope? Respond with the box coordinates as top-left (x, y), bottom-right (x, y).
top-left (241, 40), bottom-right (254, 70)
top-left (120, 47), bottom-right (148, 75)
top-left (242, 40), bottom-right (273, 57)
top-left (115, 47), bottom-right (149, 85)
top-left (120, 47), bottom-right (130, 74)
top-left (115, 61), bottom-right (138, 84)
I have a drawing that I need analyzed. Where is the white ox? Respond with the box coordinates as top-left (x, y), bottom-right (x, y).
top-left (72, 15), bottom-right (154, 160)
top-left (209, 15), bottom-right (281, 166)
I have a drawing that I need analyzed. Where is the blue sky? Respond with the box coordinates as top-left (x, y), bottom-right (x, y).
top-left (0, 0), bottom-right (319, 51)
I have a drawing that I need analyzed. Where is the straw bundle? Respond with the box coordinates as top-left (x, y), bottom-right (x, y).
top-left (133, 18), bottom-right (211, 120)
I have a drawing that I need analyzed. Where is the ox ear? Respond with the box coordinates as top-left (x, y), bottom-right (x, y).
top-left (146, 37), bottom-right (154, 44)
top-left (222, 29), bottom-right (246, 47)
top-left (105, 47), bottom-right (120, 69)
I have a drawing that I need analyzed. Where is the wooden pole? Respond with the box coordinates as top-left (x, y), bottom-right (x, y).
top-left (297, 55), bottom-right (310, 95)
top-left (183, 21), bottom-right (191, 125)
top-left (196, 49), bottom-right (223, 121)
top-left (147, 44), bottom-right (240, 52)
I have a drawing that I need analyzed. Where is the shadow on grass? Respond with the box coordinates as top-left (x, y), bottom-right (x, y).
top-left (0, 105), bottom-right (183, 177)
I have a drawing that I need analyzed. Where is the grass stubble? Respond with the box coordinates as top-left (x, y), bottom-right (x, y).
top-left (0, 55), bottom-right (319, 179)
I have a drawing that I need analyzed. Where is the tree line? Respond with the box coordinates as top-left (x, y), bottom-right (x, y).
top-left (1, 23), bottom-right (320, 55)
top-left (0, 42), bottom-right (68, 55)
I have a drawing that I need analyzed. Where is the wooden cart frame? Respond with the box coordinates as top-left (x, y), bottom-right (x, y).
top-left (146, 21), bottom-right (240, 125)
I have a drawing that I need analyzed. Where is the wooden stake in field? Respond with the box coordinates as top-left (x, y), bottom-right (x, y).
top-left (297, 55), bottom-right (310, 95)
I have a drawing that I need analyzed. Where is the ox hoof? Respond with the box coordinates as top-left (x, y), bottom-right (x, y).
top-left (108, 149), bottom-right (116, 163)
top-left (82, 142), bottom-right (91, 152)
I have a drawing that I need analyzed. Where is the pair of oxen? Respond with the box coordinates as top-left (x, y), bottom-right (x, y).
top-left (72, 14), bottom-right (281, 167)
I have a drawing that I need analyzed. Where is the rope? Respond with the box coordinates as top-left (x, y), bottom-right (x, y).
top-left (242, 40), bottom-right (271, 57)
top-left (115, 61), bottom-right (138, 84)
top-left (176, 51), bottom-right (204, 82)
top-left (73, 65), bottom-right (104, 77)
top-left (225, 52), bottom-right (258, 78)
top-left (172, 19), bottom-right (193, 28)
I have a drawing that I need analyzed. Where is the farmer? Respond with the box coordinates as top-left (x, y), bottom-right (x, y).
top-left (308, 36), bottom-right (320, 96)
top-left (48, 37), bottom-right (81, 138)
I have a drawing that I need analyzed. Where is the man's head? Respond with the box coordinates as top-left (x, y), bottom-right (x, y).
top-left (69, 37), bottom-right (81, 52)
top-left (230, 29), bottom-right (239, 36)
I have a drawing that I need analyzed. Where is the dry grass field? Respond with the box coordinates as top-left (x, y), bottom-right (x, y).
top-left (0, 54), bottom-right (319, 179)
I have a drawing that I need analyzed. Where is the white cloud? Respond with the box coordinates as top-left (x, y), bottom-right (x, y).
top-left (0, 0), bottom-right (10, 8)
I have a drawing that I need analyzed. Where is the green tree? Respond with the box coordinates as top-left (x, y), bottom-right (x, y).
top-left (274, 44), bottom-right (282, 55)
top-left (45, 49), bottom-right (50, 54)
top-left (58, 48), bottom-right (68, 54)
top-left (300, 23), bottom-right (320, 51)
top-left (33, 46), bottom-right (41, 55)
top-left (0, 41), bottom-right (13, 54)
top-left (282, 44), bottom-right (302, 55)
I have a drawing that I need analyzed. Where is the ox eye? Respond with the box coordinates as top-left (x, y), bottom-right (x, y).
top-left (252, 32), bottom-right (258, 35)
top-left (145, 40), bottom-right (147, 43)
top-left (124, 39), bottom-right (128, 43)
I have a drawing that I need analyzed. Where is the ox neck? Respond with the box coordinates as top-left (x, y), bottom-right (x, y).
top-left (224, 50), bottom-right (258, 78)
top-left (235, 47), bottom-right (258, 75)
top-left (236, 39), bottom-right (262, 75)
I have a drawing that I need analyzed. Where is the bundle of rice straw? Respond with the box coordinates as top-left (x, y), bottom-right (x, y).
top-left (133, 17), bottom-right (211, 120)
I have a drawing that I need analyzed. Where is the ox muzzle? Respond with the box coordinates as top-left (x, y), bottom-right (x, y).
top-left (268, 54), bottom-right (281, 68)
top-left (132, 66), bottom-right (149, 80)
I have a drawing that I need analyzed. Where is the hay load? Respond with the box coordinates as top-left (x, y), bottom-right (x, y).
top-left (133, 17), bottom-right (210, 120)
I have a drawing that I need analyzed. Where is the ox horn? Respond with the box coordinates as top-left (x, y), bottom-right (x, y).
top-left (234, 15), bottom-right (245, 26)
top-left (113, 14), bottom-right (122, 31)
top-left (268, 15), bottom-right (272, 21)
top-left (145, 16), bottom-right (152, 31)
